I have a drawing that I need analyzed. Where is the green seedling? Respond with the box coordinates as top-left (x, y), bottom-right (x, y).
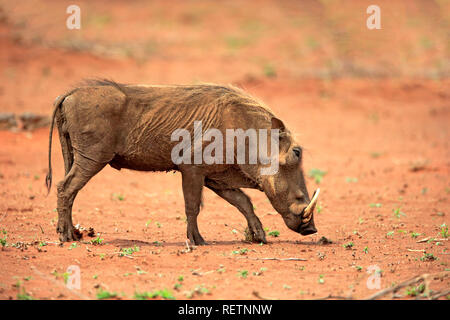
top-left (268, 230), bottom-right (280, 237)
top-left (253, 267), bottom-right (267, 276)
top-left (91, 235), bottom-right (104, 245)
top-left (440, 223), bottom-right (448, 238)
top-left (112, 193), bottom-right (125, 201)
top-left (52, 271), bottom-right (70, 284)
top-left (232, 248), bottom-right (248, 255)
top-left (420, 253), bottom-right (437, 262)
top-left (343, 242), bottom-right (354, 249)
top-left (308, 169), bottom-right (327, 184)
top-left (0, 229), bottom-right (7, 248)
top-left (134, 289), bottom-right (175, 300)
top-left (263, 64), bottom-right (277, 78)
top-left (238, 270), bottom-right (248, 278)
top-left (96, 288), bottom-right (118, 300)
top-left (318, 274), bottom-right (325, 284)
top-left (119, 246), bottom-right (140, 257)
top-left (393, 207), bottom-right (406, 219)
top-left (411, 232), bottom-right (421, 239)
top-left (405, 283), bottom-right (425, 297)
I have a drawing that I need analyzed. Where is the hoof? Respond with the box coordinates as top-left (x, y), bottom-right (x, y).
top-left (244, 227), bottom-right (267, 244)
top-left (188, 233), bottom-right (206, 246)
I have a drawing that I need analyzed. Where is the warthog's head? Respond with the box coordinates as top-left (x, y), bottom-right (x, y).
top-left (260, 118), bottom-right (318, 236)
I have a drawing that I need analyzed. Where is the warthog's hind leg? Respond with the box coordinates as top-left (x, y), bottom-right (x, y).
top-left (56, 157), bottom-right (105, 242)
top-left (180, 166), bottom-right (206, 245)
top-left (206, 185), bottom-right (267, 244)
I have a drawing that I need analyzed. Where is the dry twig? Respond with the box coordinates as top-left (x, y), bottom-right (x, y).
top-left (365, 271), bottom-right (449, 300)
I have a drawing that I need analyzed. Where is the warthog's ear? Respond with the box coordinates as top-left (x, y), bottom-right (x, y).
top-left (271, 117), bottom-right (291, 163)
top-left (271, 117), bottom-right (286, 132)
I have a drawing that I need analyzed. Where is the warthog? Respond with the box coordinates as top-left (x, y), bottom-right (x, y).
top-left (46, 80), bottom-right (319, 245)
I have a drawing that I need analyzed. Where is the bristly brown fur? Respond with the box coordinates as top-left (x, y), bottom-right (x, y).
top-left (80, 78), bottom-right (274, 115)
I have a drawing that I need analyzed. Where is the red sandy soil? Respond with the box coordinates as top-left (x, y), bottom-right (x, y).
top-left (0, 0), bottom-right (449, 300)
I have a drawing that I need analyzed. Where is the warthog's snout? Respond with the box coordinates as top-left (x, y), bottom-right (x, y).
top-left (298, 220), bottom-right (317, 235)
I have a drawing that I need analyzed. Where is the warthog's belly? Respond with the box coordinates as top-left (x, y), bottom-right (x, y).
top-left (108, 152), bottom-right (177, 172)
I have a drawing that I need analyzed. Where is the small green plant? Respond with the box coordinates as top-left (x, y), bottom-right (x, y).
top-left (386, 231), bottom-right (394, 237)
top-left (134, 289), bottom-right (175, 300)
top-left (370, 152), bottom-right (382, 158)
top-left (0, 229), bottom-right (7, 248)
top-left (369, 203), bottom-right (382, 208)
top-left (318, 274), bottom-right (325, 284)
top-left (308, 169), bottom-right (327, 184)
top-left (174, 275), bottom-right (184, 290)
top-left (354, 266), bottom-right (363, 272)
top-left (420, 253), bottom-right (437, 262)
top-left (405, 283), bottom-right (425, 297)
top-left (345, 177), bottom-right (358, 183)
top-left (184, 285), bottom-right (210, 298)
top-left (253, 267), bottom-right (267, 276)
top-left (440, 223), bottom-right (448, 238)
top-left (411, 232), bottom-right (421, 239)
top-left (68, 242), bottom-right (78, 250)
top-left (232, 248), bottom-right (248, 255)
top-left (91, 235), bottom-right (104, 245)
top-left (174, 283), bottom-right (182, 290)
top-left (238, 270), bottom-right (248, 278)
top-left (316, 204), bottom-right (322, 213)
top-left (393, 207), bottom-right (406, 219)
top-left (155, 222), bottom-right (162, 228)
top-left (17, 286), bottom-right (33, 300)
top-left (52, 271), bottom-right (70, 284)
top-left (363, 246), bottom-right (369, 254)
top-left (268, 230), bottom-right (280, 237)
top-left (112, 193), bottom-right (125, 201)
top-left (343, 242), bottom-right (354, 249)
top-left (262, 64), bottom-right (277, 78)
top-left (217, 266), bottom-right (226, 273)
top-left (96, 288), bottom-right (118, 300)
top-left (120, 246), bottom-right (140, 257)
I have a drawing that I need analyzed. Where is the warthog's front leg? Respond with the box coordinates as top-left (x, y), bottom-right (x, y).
top-left (206, 185), bottom-right (267, 244)
top-left (180, 166), bottom-right (206, 245)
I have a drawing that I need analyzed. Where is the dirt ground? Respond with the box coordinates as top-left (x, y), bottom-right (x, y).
top-left (0, 0), bottom-right (449, 300)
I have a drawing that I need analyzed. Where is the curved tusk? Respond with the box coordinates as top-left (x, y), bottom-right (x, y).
top-left (302, 188), bottom-right (320, 223)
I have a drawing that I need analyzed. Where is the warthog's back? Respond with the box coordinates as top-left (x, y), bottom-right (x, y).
top-left (61, 80), bottom-right (273, 172)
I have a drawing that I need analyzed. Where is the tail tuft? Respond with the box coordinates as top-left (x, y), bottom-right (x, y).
top-left (45, 170), bottom-right (52, 196)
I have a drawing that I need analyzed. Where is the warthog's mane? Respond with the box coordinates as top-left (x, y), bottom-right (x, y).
top-left (78, 78), bottom-right (275, 117)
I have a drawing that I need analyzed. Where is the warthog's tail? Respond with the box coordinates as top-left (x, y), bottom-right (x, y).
top-left (46, 93), bottom-right (72, 195)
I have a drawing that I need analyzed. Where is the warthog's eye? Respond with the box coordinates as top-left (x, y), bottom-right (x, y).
top-left (293, 147), bottom-right (302, 158)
